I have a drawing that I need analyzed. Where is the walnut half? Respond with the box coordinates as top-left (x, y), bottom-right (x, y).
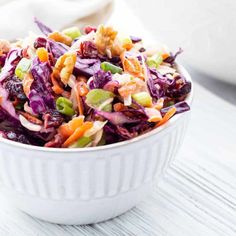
top-left (54, 52), bottom-right (77, 85)
top-left (94, 25), bottom-right (123, 57)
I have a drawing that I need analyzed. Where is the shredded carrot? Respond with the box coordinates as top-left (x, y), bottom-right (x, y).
top-left (23, 73), bottom-right (34, 97)
top-left (58, 116), bottom-right (84, 138)
top-left (162, 53), bottom-right (170, 60)
top-left (51, 71), bottom-right (64, 95)
top-left (0, 96), bottom-right (2, 105)
top-left (148, 116), bottom-right (162, 123)
top-left (36, 47), bottom-right (49, 62)
top-left (114, 103), bottom-right (127, 112)
top-left (74, 85), bottom-right (83, 116)
top-left (77, 81), bottom-right (89, 96)
top-left (73, 81), bottom-right (88, 115)
top-left (124, 58), bottom-right (144, 79)
top-left (58, 125), bottom-right (71, 138)
top-left (76, 93), bottom-right (84, 116)
top-left (122, 41), bottom-right (133, 51)
top-left (62, 122), bottom-right (93, 148)
top-left (120, 51), bottom-right (145, 80)
top-left (69, 116), bottom-right (84, 130)
top-left (118, 81), bottom-right (137, 98)
top-left (76, 78), bottom-right (88, 115)
top-left (156, 107), bottom-right (177, 127)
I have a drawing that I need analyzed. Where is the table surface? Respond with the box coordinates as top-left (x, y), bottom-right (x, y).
top-left (0, 1), bottom-right (236, 235)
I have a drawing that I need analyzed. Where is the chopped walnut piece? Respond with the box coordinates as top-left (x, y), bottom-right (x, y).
top-left (48, 31), bottom-right (72, 46)
top-left (94, 25), bottom-right (123, 57)
top-left (19, 111), bottom-right (43, 125)
top-left (54, 52), bottom-right (77, 85)
top-left (0, 39), bottom-right (11, 55)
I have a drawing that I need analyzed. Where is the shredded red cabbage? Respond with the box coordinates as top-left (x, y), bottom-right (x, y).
top-left (89, 70), bottom-right (112, 89)
top-left (34, 17), bottom-right (53, 35)
top-left (0, 48), bottom-right (22, 83)
top-left (29, 58), bottom-right (55, 114)
top-left (161, 101), bottom-right (190, 115)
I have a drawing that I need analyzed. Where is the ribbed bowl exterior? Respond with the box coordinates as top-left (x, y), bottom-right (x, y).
top-left (0, 113), bottom-right (189, 225)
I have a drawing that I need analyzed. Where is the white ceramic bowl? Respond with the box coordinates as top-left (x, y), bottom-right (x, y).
top-left (0, 65), bottom-right (193, 225)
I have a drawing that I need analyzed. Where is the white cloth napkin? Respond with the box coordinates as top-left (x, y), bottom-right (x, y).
top-left (0, 0), bottom-right (112, 40)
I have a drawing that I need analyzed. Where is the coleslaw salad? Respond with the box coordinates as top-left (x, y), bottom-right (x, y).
top-left (0, 18), bottom-right (191, 148)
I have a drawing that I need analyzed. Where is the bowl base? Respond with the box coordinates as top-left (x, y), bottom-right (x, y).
top-left (2, 181), bottom-right (153, 225)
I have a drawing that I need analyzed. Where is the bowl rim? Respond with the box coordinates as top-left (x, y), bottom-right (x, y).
top-left (0, 64), bottom-right (193, 153)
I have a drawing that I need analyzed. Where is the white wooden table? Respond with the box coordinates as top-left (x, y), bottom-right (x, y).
top-left (0, 1), bottom-right (236, 235)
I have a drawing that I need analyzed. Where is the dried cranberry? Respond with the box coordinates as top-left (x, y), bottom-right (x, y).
top-left (84, 26), bottom-right (97, 34)
top-left (116, 126), bottom-right (137, 139)
top-left (4, 76), bottom-right (27, 101)
top-left (5, 131), bottom-right (30, 144)
top-left (43, 110), bottom-right (64, 129)
top-left (128, 121), bottom-right (154, 134)
top-left (34, 37), bottom-right (47, 49)
top-left (44, 133), bottom-right (64, 148)
top-left (139, 47), bottom-right (146, 53)
top-left (0, 54), bottom-right (6, 67)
